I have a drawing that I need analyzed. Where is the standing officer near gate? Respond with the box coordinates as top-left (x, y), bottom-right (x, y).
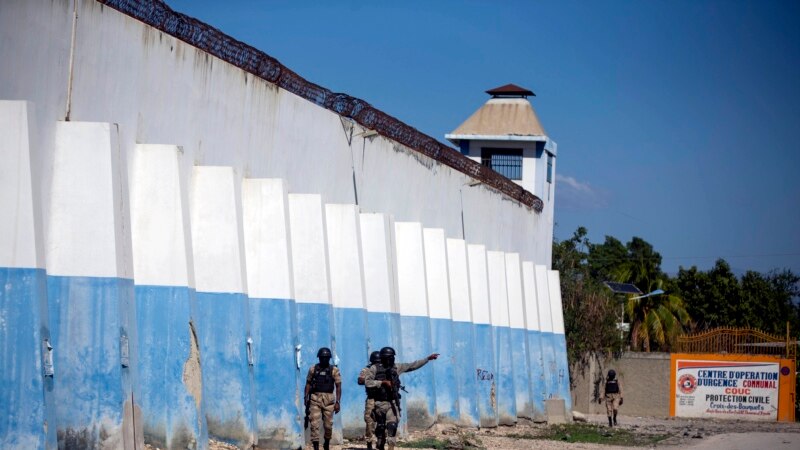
top-left (599, 368), bottom-right (623, 427)
top-left (304, 347), bottom-right (341, 450)
top-left (364, 347), bottom-right (439, 450)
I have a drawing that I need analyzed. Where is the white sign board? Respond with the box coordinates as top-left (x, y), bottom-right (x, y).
top-left (674, 359), bottom-right (779, 420)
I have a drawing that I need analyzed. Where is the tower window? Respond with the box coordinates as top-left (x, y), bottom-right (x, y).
top-left (481, 148), bottom-right (522, 180)
top-left (547, 153), bottom-right (553, 183)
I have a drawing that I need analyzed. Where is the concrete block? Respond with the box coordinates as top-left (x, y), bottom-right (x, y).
top-left (467, 244), bottom-right (497, 428)
top-left (487, 251), bottom-right (516, 425)
top-left (546, 398), bottom-right (568, 424)
top-left (506, 253), bottom-right (533, 419)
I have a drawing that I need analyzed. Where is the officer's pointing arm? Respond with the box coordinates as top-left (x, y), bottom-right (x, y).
top-left (397, 353), bottom-right (439, 374)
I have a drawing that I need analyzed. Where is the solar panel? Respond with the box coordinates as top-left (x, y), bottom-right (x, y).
top-left (604, 282), bottom-right (643, 295)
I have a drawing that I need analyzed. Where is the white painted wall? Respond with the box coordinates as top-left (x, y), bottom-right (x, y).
top-left (0, 0), bottom-right (551, 270)
top-left (534, 265), bottom-right (553, 333)
top-left (548, 270), bottom-right (565, 334)
top-left (0, 101), bottom-right (44, 270)
top-left (288, 194), bottom-right (331, 304)
top-left (446, 239), bottom-right (472, 323)
top-left (47, 121), bottom-right (132, 279)
top-left (505, 254), bottom-right (525, 330)
top-left (521, 262), bottom-right (540, 332)
top-left (190, 166), bottom-right (247, 294)
top-left (487, 251), bottom-right (510, 328)
top-left (467, 245), bottom-right (490, 326)
top-left (359, 213), bottom-right (398, 314)
top-left (131, 144), bottom-right (195, 288)
top-left (394, 222), bottom-right (429, 318)
top-left (242, 178), bottom-right (294, 300)
top-left (325, 204), bottom-right (366, 309)
top-left (423, 228), bottom-right (451, 320)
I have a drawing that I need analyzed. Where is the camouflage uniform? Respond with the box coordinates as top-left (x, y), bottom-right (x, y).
top-left (364, 358), bottom-right (430, 449)
top-left (306, 364), bottom-right (342, 442)
top-left (359, 365), bottom-right (377, 443)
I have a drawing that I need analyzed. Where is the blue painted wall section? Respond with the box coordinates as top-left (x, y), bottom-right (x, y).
top-left (250, 297), bottom-right (302, 449)
top-left (526, 330), bottom-right (547, 419)
top-left (367, 312), bottom-right (402, 354)
top-left (553, 333), bottom-right (572, 411)
top-left (541, 332), bottom-right (558, 400)
top-left (194, 292), bottom-right (255, 447)
top-left (430, 318), bottom-right (459, 423)
top-left (451, 321), bottom-right (480, 426)
top-left (398, 315), bottom-right (437, 430)
top-left (333, 306), bottom-right (370, 438)
top-left (296, 302), bottom-right (334, 377)
top-left (0, 267), bottom-right (55, 450)
top-left (510, 328), bottom-right (533, 418)
top-left (135, 285), bottom-right (207, 450)
top-left (47, 275), bottom-right (136, 449)
top-left (493, 326), bottom-right (517, 424)
top-left (473, 324), bottom-right (498, 427)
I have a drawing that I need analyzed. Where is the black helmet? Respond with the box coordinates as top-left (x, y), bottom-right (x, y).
top-left (607, 369), bottom-right (616, 380)
top-left (317, 347), bottom-right (332, 358)
top-left (379, 347), bottom-right (396, 367)
top-left (369, 351), bottom-right (380, 365)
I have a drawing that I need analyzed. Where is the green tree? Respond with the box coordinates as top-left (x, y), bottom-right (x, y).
top-left (553, 227), bottom-right (620, 381)
top-left (625, 279), bottom-right (691, 352)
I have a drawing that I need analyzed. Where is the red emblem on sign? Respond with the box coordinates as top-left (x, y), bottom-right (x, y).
top-left (678, 374), bottom-right (697, 394)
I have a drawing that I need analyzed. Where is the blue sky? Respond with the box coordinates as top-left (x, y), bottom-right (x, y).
top-left (168, 0), bottom-right (800, 275)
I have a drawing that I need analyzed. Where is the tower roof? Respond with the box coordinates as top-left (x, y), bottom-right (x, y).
top-left (446, 90), bottom-right (546, 143)
top-left (485, 83), bottom-right (535, 98)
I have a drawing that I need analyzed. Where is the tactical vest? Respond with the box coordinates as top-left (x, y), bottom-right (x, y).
top-left (372, 366), bottom-right (400, 402)
top-left (605, 379), bottom-right (619, 394)
top-left (365, 364), bottom-right (383, 400)
top-left (311, 365), bottom-right (335, 393)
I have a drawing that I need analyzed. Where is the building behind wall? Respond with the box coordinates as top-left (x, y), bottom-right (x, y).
top-left (0, 0), bottom-right (569, 448)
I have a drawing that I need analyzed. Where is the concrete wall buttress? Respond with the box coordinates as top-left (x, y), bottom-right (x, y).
top-left (521, 262), bottom-right (546, 420)
top-left (394, 222), bottom-right (437, 430)
top-left (130, 144), bottom-right (208, 449)
top-left (423, 228), bottom-right (459, 423)
top-left (242, 178), bottom-right (302, 449)
top-left (467, 245), bottom-right (497, 427)
top-left (505, 253), bottom-right (533, 419)
top-left (534, 265), bottom-right (556, 402)
top-left (288, 194), bottom-right (335, 433)
top-left (548, 270), bottom-right (572, 412)
top-left (189, 166), bottom-right (255, 447)
top-left (0, 101), bottom-right (56, 450)
top-left (487, 251), bottom-right (516, 425)
top-left (325, 203), bottom-right (369, 440)
top-left (46, 121), bottom-right (142, 449)
top-left (359, 213), bottom-right (402, 360)
top-left (445, 239), bottom-right (480, 427)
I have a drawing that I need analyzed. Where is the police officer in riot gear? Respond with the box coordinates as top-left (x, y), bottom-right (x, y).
top-left (364, 347), bottom-right (439, 450)
top-left (599, 369), bottom-right (623, 426)
top-left (305, 347), bottom-right (342, 450)
top-left (358, 351), bottom-right (382, 450)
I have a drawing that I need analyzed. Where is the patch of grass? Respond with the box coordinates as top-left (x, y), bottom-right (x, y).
top-left (396, 438), bottom-right (449, 449)
top-left (509, 423), bottom-right (669, 447)
top-left (397, 434), bottom-right (485, 450)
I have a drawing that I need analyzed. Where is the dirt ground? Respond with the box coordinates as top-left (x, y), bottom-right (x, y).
top-left (197, 413), bottom-right (799, 450)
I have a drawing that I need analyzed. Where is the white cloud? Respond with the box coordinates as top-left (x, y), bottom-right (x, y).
top-left (555, 174), bottom-right (608, 210)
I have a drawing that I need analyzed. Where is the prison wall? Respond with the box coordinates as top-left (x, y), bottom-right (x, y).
top-left (0, 1), bottom-right (570, 449)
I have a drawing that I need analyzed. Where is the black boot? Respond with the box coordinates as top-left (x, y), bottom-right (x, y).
top-left (608, 416), bottom-right (613, 427)
top-left (367, 442), bottom-right (373, 450)
top-left (377, 436), bottom-right (386, 450)
top-left (312, 441), bottom-right (319, 450)
top-left (613, 411), bottom-right (618, 426)
top-left (323, 439), bottom-right (330, 450)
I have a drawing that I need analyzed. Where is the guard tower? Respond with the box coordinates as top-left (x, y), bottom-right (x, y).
top-left (445, 84), bottom-right (557, 204)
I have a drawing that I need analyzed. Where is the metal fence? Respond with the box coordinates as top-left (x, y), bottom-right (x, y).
top-left (676, 326), bottom-right (797, 359)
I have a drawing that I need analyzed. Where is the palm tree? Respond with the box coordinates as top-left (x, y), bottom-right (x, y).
top-left (625, 280), bottom-right (691, 352)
